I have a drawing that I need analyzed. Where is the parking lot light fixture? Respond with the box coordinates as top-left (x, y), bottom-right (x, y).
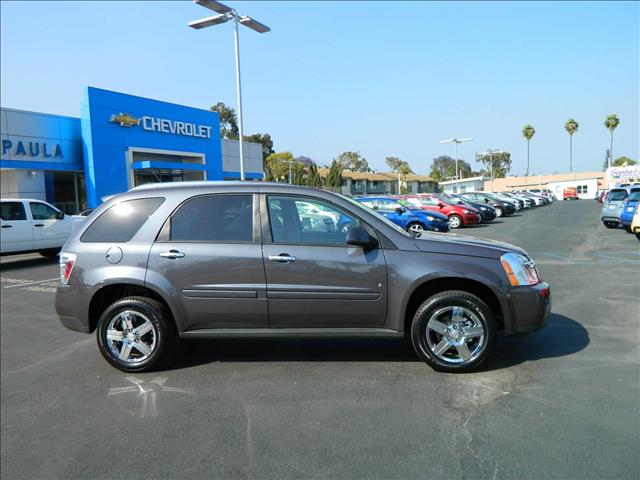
top-left (440, 138), bottom-right (472, 193)
top-left (476, 149), bottom-right (505, 192)
top-left (189, 0), bottom-right (271, 181)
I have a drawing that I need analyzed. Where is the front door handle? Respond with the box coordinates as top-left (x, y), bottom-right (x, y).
top-left (268, 254), bottom-right (296, 263)
top-left (1, 225), bottom-right (12, 229)
top-left (159, 249), bottom-right (185, 259)
top-left (34, 224), bottom-right (44, 227)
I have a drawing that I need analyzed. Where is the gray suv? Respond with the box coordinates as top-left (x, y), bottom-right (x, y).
top-left (56, 182), bottom-right (550, 373)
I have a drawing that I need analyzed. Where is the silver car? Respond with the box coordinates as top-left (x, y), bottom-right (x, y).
top-left (601, 188), bottom-right (629, 228)
top-left (56, 182), bottom-right (551, 373)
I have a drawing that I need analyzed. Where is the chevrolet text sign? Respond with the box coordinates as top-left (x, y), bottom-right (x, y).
top-left (141, 116), bottom-right (212, 139)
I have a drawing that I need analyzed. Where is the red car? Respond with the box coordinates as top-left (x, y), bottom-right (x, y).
top-left (398, 194), bottom-right (480, 228)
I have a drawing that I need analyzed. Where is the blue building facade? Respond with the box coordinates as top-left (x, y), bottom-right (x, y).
top-left (1, 87), bottom-right (263, 211)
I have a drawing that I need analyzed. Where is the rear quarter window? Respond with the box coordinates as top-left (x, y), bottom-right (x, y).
top-left (80, 197), bottom-right (164, 243)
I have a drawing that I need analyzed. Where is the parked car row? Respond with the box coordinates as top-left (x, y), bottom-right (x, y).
top-left (600, 185), bottom-right (640, 239)
top-left (353, 189), bottom-right (554, 234)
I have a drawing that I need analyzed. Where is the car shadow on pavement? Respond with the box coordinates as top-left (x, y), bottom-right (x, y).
top-left (0, 256), bottom-right (58, 272)
top-left (484, 313), bottom-right (590, 371)
top-left (174, 336), bottom-right (419, 368)
top-left (170, 313), bottom-right (588, 371)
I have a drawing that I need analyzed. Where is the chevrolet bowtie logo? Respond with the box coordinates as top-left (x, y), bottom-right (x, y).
top-left (110, 113), bottom-right (140, 127)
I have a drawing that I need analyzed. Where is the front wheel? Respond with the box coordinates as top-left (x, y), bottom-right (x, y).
top-left (448, 214), bottom-right (463, 229)
top-left (494, 207), bottom-right (504, 218)
top-left (96, 296), bottom-right (177, 372)
top-left (407, 222), bottom-right (426, 236)
top-left (410, 290), bottom-right (496, 372)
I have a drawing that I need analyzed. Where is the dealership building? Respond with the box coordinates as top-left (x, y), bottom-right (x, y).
top-left (1, 87), bottom-right (263, 213)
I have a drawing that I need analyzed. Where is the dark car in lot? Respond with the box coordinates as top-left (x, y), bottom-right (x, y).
top-left (56, 182), bottom-right (550, 373)
top-left (440, 194), bottom-right (497, 223)
top-left (458, 192), bottom-right (517, 217)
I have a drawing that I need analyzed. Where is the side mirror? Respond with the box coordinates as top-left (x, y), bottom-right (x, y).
top-left (484, 198), bottom-right (489, 203)
top-left (437, 202), bottom-right (445, 208)
top-left (395, 207), bottom-right (405, 214)
top-left (346, 226), bottom-right (378, 249)
top-left (56, 211), bottom-right (65, 220)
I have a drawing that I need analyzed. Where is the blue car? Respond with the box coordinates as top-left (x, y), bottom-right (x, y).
top-left (619, 190), bottom-right (640, 232)
top-left (355, 196), bottom-right (450, 234)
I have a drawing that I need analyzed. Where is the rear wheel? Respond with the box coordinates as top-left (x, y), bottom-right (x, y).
top-left (624, 225), bottom-right (632, 233)
top-left (410, 290), bottom-right (496, 372)
top-left (448, 214), bottom-right (463, 229)
top-left (96, 296), bottom-right (177, 372)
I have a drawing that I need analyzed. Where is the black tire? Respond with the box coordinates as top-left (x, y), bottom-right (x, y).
top-left (603, 221), bottom-right (618, 229)
top-left (635, 232), bottom-right (640, 241)
top-left (410, 290), bottom-right (496, 373)
top-left (96, 296), bottom-right (178, 372)
top-left (448, 214), bottom-right (463, 229)
top-left (624, 225), bottom-right (632, 233)
top-left (494, 206), bottom-right (504, 218)
top-left (406, 222), bottom-right (427, 235)
top-left (39, 248), bottom-right (60, 258)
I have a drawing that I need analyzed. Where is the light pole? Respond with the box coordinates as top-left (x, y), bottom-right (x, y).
top-left (189, 0), bottom-right (270, 181)
top-left (476, 149), bottom-right (505, 192)
top-left (440, 138), bottom-right (472, 193)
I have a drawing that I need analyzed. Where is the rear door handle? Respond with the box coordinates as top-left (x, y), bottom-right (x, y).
top-left (1, 225), bottom-right (12, 229)
top-left (159, 249), bottom-right (185, 259)
top-left (268, 254), bottom-right (296, 263)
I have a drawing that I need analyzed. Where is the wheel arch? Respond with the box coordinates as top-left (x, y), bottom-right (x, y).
top-left (88, 283), bottom-right (177, 333)
top-left (403, 277), bottom-right (505, 335)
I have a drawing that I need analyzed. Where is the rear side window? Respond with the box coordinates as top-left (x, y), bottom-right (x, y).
top-left (81, 198), bottom-right (164, 243)
top-left (1, 202), bottom-right (27, 221)
top-left (169, 194), bottom-right (253, 242)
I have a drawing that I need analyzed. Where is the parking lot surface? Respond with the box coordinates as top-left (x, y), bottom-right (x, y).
top-left (1, 200), bottom-right (639, 479)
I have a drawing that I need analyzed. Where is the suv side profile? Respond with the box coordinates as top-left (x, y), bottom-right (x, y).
top-left (56, 183), bottom-right (550, 373)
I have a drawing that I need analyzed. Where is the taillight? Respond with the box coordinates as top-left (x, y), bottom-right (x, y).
top-left (59, 252), bottom-right (77, 285)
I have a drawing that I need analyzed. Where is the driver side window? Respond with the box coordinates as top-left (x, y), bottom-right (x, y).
top-left (267, 196), bottom-right (360, 246)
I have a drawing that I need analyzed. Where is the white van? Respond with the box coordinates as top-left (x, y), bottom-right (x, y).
top-left (0, 199), bottom-right (81, 256)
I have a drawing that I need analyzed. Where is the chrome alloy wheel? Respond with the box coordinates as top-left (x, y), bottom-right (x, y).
top-left (105, 310), bottom-right (157, 364)
top-left (425, 306), bottom-right (485, 364)
top-left (408, 223), bottom-right (425, 234)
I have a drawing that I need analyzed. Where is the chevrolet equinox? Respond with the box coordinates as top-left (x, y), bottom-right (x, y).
top-left (56, 182), bottom-right (551, 373)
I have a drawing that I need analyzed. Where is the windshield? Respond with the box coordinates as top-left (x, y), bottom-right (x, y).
top-left (608, 190), bottom-right (628, 201)
top-left (627, 191), bottom-right (640, 201)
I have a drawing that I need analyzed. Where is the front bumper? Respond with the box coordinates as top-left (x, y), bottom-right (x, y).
top-left (55, 284), bottom-right (96, 333)
top-left (480, 211), bottom-right (496, 222)
top-left (462, 213), bottom-right (479, 225)
top-left (430, 220), bottom-right (450, 233)
top-left (504, 282), bottom-right (551, 335)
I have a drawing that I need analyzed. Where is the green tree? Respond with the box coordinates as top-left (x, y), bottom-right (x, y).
top-left (522, 124), bottom-right (536, 176)
top-left (612, 156), bottom-right (637, 167)
top-left (429, 155), bottom-right (473, 182)
top-left (305, 164), bottom-right (323, 187)
top-left (211, 102), bottom-right (239, 139)
top-left (564, 119), bottom-right (579, 173)
top-left (265, 151), bottom-right (297, 183)
top-left (385, 156), bottom-right (414, 174)
top-left (335, 151), bottom-right (370, 172)
top-left (326, 160), bottom-right (343, 188)
top-left (244, 133), bottom-right (274, 162)
top-left (604, 114), bottom-right (620, 168)
top-left (476, 151), bottom-right (512, 179)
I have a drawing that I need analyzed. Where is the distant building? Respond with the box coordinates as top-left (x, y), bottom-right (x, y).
top-left (438, 176), bottom-right (485, 194)
top-left (482, 172), bottom-right (606, 200)
top-left (317, 169), bottom-right (436, 196)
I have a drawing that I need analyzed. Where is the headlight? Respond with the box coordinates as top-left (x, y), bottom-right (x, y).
top-left (463, 209), bottom-right (473, 214)
top-left (500, 252), bottom-right (540, 286)
top-left (426, 216), bottom-right (436, 221)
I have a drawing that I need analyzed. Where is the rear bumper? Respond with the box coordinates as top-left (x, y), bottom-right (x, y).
top-left (504, 282), bottom-right (551, 335)
top-left (55, 284), bottom-right (95, 333)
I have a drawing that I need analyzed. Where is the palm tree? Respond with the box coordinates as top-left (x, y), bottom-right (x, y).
top-left (604, 114), bottom-right (620, 168)
top-left (564, 119), bottom-right (579, 173)
top-left (522, 124), bottom-right (536, 176)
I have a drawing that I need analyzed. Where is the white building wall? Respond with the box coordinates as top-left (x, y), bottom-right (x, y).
top-left (440, 178), bottom-right (484, 194)
top-left (0, 169), bottom-right (46, 199)
top-left (547, 178), bottom-right (599, 200)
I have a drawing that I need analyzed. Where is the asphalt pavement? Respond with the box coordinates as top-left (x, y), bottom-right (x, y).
top-left (1, 199), bottom-right (639, 479)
